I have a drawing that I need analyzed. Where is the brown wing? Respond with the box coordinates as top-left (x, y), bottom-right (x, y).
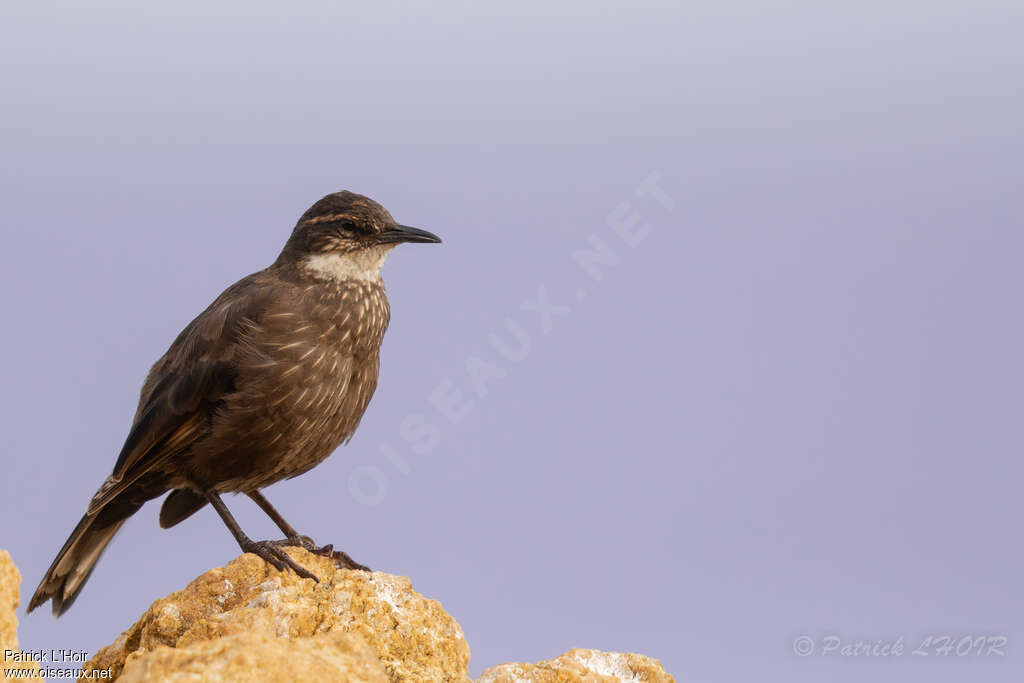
top-left (87, 273), bottom-right (277, 514)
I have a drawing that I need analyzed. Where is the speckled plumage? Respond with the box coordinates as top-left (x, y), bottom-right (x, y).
top-left (143, 273), bottom-right (390, 495)
top-left (30, 191), bottom-right (440, 616)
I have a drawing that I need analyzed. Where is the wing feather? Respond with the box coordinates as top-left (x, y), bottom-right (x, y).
top-left (87, 275), bottom-right (276, 513)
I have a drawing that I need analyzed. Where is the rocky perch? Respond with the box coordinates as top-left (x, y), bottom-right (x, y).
top-left (1, 548), bottom-right (673, 681)
top-left (1, 551), bottom-right (39, 680)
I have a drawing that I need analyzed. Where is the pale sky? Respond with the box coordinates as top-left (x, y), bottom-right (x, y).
top-left (2, 2), bottom-right (1022, 680)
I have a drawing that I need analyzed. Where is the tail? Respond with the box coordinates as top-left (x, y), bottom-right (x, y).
top-left (28, 499), bottom-right (142, 616)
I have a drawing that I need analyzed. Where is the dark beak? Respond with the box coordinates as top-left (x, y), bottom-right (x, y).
top-left (378, 224), bottom-right (442, 245)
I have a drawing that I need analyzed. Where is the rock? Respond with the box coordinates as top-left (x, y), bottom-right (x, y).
top-left (117, 631), bottom-right (387, 682)
top-left (0, 550), bottom-right (20, 651)
top-left (0, 545), bottom-right (674, 682)
top-left (0, 550), bottom-right (39, 681)
top-left (83, 548), bottom-right (470, 682)
top-left (477, 648), bottom-right (675, 683)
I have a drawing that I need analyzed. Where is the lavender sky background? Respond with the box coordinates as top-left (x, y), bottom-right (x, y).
top-left (2, 2), bottom-right (1023, 681)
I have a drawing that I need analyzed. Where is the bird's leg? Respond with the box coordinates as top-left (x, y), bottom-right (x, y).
top-left (246, 491), bottom-right (312, 546)
top-left (247, 490), bottom-right (372, 572)
top-left (203, 490), bottom-right (318, 582)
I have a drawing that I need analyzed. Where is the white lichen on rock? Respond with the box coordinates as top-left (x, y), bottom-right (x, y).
top-left (478, 647), bottom-right (674, 683)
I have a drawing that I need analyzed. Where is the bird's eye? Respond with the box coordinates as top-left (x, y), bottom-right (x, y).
top-left (334, 219), bottom-right (358, 235)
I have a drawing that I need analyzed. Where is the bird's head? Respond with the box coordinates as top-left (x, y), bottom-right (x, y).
top-left (278, 190), bottom-right (440, 282)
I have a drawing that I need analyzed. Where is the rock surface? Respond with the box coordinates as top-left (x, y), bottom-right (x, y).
top-left (2, 549), bottom-right (674, 681)
top-left (83, 548), bottom-right (470, 682)
top-left (0, 550), bottom-right (39, 680)
top-left (478, 648), bottom-right (675, 682)
top-left (0, 550), bottom-right (20, 651)
top-left (117, 631), bottom-right (387, 683)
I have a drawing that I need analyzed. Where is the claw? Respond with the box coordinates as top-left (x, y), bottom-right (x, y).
top-left (264, 536), bottom-right (370, 572)
top-left (268, 536), bottom-right (317, 553)
top-left (331, 549), bottom-right (371, 572)
top-left (242, 539), bottom-right (319, 582)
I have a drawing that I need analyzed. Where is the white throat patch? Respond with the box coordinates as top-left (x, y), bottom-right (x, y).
top-left (302, 246), bottom-right (394, 283)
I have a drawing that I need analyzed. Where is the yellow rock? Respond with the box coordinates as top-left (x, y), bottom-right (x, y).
top-left (477, 648), bottom-right (675, 683)
top-left (0, 550), bottom-right (39, 681)
top-left (83, 548), bottom-right (470, 682)
top-left (117, 631), bottom-right (387, 682)
top-left (0, 550), bottom-right (20, 651)
top-left (4, 548), bottom-right (673, 682)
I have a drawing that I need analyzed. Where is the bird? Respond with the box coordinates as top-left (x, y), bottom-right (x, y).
top-left (29, 190), bottom-right (441, 616)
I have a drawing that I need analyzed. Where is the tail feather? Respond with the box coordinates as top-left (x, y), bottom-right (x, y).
top-left (29, 501), bottom-right (141, 616)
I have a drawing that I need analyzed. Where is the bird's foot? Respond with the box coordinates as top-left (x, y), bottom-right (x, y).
top-left (268, 536), bottom-right (371, 572)
top-left (267, 534), bottom-right (319, 553)
top-left (324, 547), bottom-right (371, 572)
top-left (241, 539), bottom-right (319, 582)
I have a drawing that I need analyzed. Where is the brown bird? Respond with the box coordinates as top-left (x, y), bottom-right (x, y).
top-left (29, 190), bottom-right (440, 616)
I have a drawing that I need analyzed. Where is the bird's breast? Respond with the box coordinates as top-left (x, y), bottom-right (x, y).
top-left (205, 280), bottom-right (390, 488)
top-left (258, 279), bottom-right (389, 416)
